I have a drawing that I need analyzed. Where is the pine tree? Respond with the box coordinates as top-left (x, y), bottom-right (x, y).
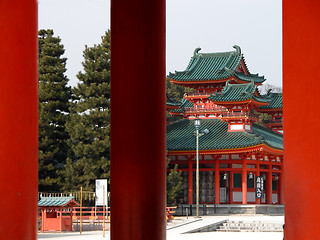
top-left (64, 31), bottom-right (111, 191)
top-left (166, 78), bottom-right (194, 123)
top-left (38, 29), bottom-right (71, 192)
top-left (166, 157), bottom-right (183, 205)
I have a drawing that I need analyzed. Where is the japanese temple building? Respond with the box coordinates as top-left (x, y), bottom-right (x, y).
top-left (166, 46), bottom-right (283, 205)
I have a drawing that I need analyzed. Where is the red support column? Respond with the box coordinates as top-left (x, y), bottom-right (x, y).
top-left (284, 1), bottom-right (320, 238)
top-left (60, 208), bottom-right (62, 232)
top-left (242, 160), bottom-right (247, 204)
top-left (267, 165), bottom-right (273, 204)
top-left (110, 0), bottom-right (166, 239)
top-left (215, 160), bottom-right (220, 204)
top-left (188, 158), bottom-right (193, 204)
top-left (279, 165), bottom-right (284, 204)
top-left (0, 1), bottom-right (38, 239)
top-left (229, 170), bottom-right (233, 204)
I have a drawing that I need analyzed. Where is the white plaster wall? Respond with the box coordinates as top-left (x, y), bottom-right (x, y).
top-left (272, 193), bottom-right (278, 203)
top-left (233, 192), bottom-right (242, 202)
top-left (230, 124), bottom-right (244, 130)
top-left (247, 192), bottom-right (255, 202)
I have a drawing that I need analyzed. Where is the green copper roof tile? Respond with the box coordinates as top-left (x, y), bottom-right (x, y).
top-left (166, 119), bottom-right (283, 151)
top-left (209, 81), bottom-right (271, 104)
top-left (168, 46), bottom-right (265, 84)
top-left (38, 197), bottom-right (78, 207)
top-left (258, 92), bottom-right (283, 109)
top-left (170, 99), bottom-right (193, 113)
top-left (166, 94), bottom-right (182, 107)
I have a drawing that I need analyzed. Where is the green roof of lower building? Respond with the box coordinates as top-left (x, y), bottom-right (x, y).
top-left (167, 46), bottom-right (265, 84)
top-left (209, 81), bottom-right (270, 104)
top-left (38, 197), bottom-right (79, 207)
top-left (170, 98), bottom-right (193, 113)
top-left (258, 92), bottom-right (283, 109)
top-left (166, 119), bottom-right (283, 152)
top-left (166, 94), bottom-right (182, 107)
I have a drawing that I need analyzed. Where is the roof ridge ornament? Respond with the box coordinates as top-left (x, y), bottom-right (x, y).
top-left (193, 47), bottom-right (202, 57)
top-left (233, 45), bottom-right (241, 55)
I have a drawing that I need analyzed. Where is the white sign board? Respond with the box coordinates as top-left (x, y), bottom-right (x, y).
top-left (95, 179), bottom-right (108, 206)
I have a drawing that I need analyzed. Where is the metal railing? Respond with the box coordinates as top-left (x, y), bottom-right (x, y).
top-left (38, 191), bottom-right (97, 202)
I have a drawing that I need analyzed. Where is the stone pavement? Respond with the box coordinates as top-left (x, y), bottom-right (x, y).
top-left (38, 215), bottom-right (284, 240)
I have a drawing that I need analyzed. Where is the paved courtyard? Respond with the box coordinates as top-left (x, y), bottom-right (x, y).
top-left (38, 215), bottom-right (284, 240)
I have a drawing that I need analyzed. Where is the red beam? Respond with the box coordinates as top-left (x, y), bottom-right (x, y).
top-left (283, 0), bottom-right (320, 238)
top-left (0, 1), bottom-right (38, 239)
top-left (110, 0), bottom-right (166, 239)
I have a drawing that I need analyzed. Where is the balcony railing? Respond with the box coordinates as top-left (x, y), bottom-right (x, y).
top-left (184, 92), bottom-right (211, 97)
top-left (221, 112), bottom-right (260, 119)
top-left (183, 106), bottom-right (227, 114)
top-left (263, 119), bottom-right (283, 125)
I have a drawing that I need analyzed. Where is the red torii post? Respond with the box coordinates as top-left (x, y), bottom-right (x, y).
top-left (110, 0), bottom-right (166, 240)
top-left (0, 1), bottom-right (38, 239)
top-left (283, 0), bottom-right (320, 239)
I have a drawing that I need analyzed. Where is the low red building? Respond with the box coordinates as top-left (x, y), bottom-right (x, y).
top-left (38, 197), bottom-right (79, 232)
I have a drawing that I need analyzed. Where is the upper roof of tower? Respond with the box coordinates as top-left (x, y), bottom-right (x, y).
top-left (168, 45), bottom-right (266, 85)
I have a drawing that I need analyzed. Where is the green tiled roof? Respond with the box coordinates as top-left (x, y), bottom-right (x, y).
top-left (170, 98), bottom-right (193, 113)
top-left (234, 72), bottom-right (265, 84)
top-left (166, 94), bottom-right (182, 107)
top-left (209, 81), bottom-right (270, 104)
top-left (168, 46), bottom-right (265, 84)
top-left (38, 197), bottom-right (79, 207)
top-left (166, 119), bottom-right (283, 151)
top-left (258, 92), bottom-right (282, 109)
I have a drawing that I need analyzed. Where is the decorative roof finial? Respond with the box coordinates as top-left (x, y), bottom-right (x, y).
top-left (233, 45), bottom-right (241, 55)
top-left (193, 47), bottom-right (201, 57)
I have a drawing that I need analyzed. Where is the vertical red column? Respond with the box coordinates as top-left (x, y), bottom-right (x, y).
top-left (188, 158), bottom-right (193, 204)
top-left (0, 1), bottom-right (38, 239)
top-left (215, 160), bottom-right (220, 204)
top-left (229, 171), bottom-right (233, 204)
top-left (267, 165), bottom-right (273, 204)
top-left (283, 1), bottom-right (320, 239)
top-left (110, 0), bottom-right (166, 239)
top-left (242, 161), bottom-right (247, 204)
top-left (279, 165), bottom-right (284, 204)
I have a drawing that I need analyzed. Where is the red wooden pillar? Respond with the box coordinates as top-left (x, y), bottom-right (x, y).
top-left (279, 165), bottom-right (284, 204)
top-left (214, 160), bottom-right (220, 204)
top-left (0, 1), bottom-right (38, 239)
top-left (229, 170), bottom-right (233, 204)
top-left (110, 0), bottom-right (166, 239)
top-left (242, 160), bottom-right (247, 204)
top-left (188, 158), bottom-right (193, 204)
top-left (59, 208), bottom-right (63, 232)
top-left (283, 1), bottom-right (320, 238)
top-left (267, 165), bottom-right (273, 204)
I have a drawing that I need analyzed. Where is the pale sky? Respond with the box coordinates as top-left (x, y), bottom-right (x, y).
top-left (38, 0), bottom-right (282, 87)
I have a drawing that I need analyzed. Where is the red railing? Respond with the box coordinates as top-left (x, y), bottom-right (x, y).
top-left (183, 106), bottom-right (227, 113)
top-left (221, 112), bottom-right (259, 119)
top-left (62, 206), bottom-right (177, 221)
top-left (72, 207), bottom-right (110, 220)
top-left (185, 92), bottom-right (211, 97)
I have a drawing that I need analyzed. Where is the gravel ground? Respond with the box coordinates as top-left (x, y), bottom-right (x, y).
top-left (38, 215), bottom-right (284, 240)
